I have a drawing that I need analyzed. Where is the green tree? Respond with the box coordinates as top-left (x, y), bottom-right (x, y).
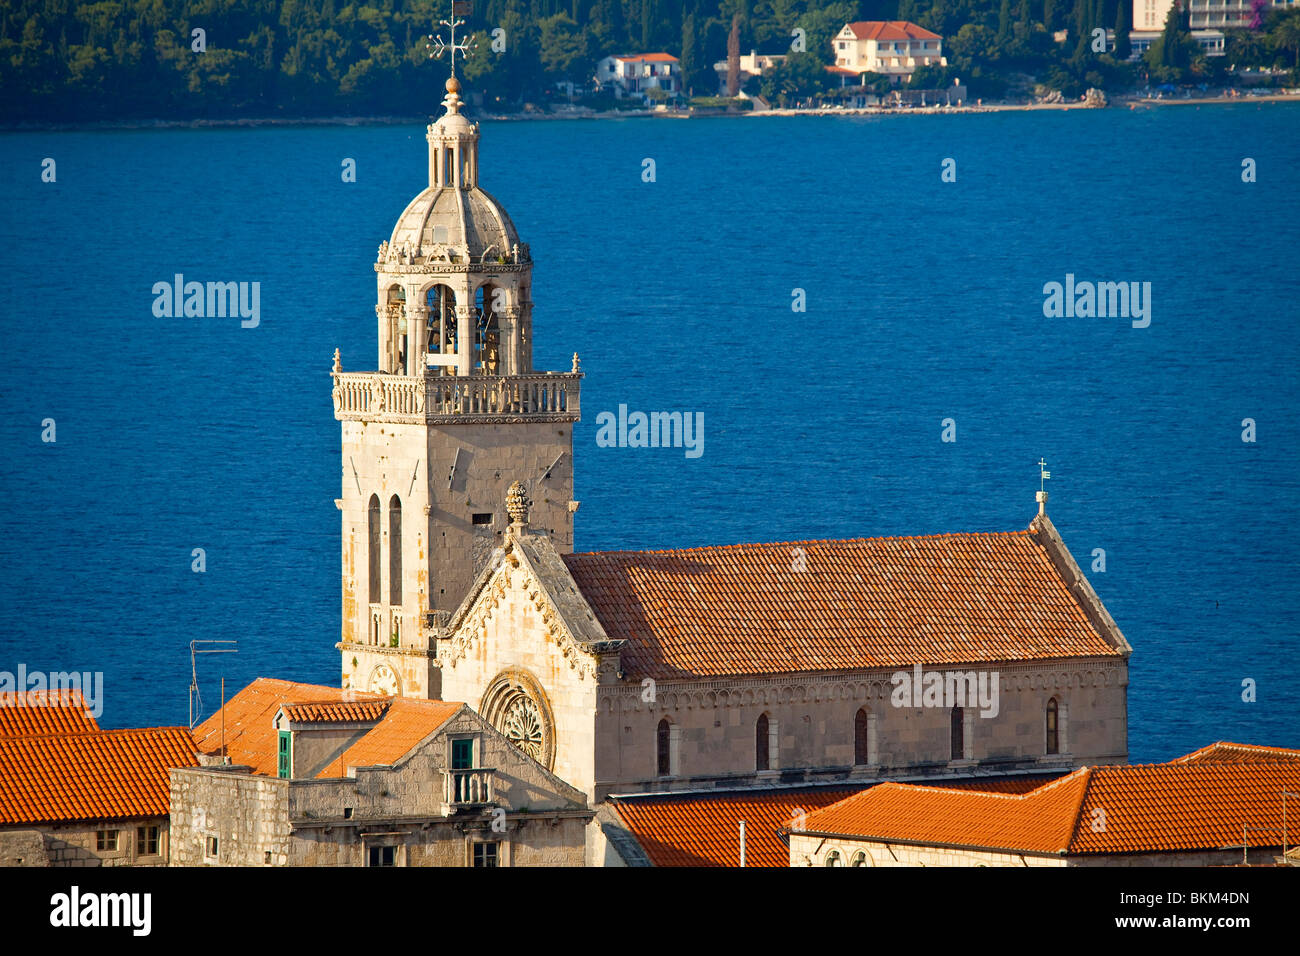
top-left (1114, 0), bottom-right (1130, 60)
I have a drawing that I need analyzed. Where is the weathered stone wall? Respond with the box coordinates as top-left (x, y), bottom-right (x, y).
top-left (169, 766), bottom-right (290, 866)
top-left (595, 659), bottom-right (1128, 799)
top-left (339, 418), bottom-right (574, 702)
top-left (0, 829), bottom-right (48, 866)
top-left (438, 562), bottom-right (598, 801)
top-left (4, 819), bottom-right (172, 867)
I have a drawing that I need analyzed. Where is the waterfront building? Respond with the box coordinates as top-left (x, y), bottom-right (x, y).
top-left (594, 53), bottom-right (680, 99)
top-left (829, 21), bottom-right (947, 85)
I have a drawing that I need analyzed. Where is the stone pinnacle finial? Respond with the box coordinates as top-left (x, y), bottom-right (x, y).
top-left (571, 352), bottom-right (581, 374)
top-left (506, 480), bottom-right (530, 527)
top-left (332, 348), bottom-right (342, 374)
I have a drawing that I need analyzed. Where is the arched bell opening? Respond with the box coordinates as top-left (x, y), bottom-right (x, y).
top-left (383, 285), bottom-right (406, 374)
top-left (424, 284), bottom-right (457, 376)
top-left (474, 283), bottom-right (501, 376)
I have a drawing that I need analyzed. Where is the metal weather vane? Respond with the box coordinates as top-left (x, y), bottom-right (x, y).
top-left (1038, 458), bottom-right (1051, 492)
top-left (427, 0), bottom-right (476, 78)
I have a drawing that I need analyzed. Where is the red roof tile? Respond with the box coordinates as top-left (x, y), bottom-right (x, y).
top-left (609, 775), bottom-right (1063, 866)
top-left (846, 21), bottom-right (942, 41)
top-left (612, 788), bottom-right (858, 866)
top-left (282, 699), bottom-right (390, 724)
top-left (0, 690), bottom-right (100, 737)
top-left (796, 754), bottom-right (1300, 856)
top-left (0, 727), bottom-right (198, 826)
top-left (322, 698), bottom-right (462, 777)
top-left (193, 678), bottom-right (382, 776)
top-left (1174, 741), bottom-right (1300, 765)
top-left (615, 52), bottom-right (678, 62)
top-left (565, 529), bottom-right (1121, 679)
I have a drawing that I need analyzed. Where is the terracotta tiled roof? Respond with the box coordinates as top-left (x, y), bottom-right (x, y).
top-left (1174, 741), bottom-right (1300, 765)
top-left (281, 699), bottom-right (391, 724)
top-left (0, 691), bottom-right (100, 737)
top-left (193, 678), bottom-right (382, 776)
top-left (795, 756), bottom-right (1300, 856)
top-left (615, 52), bottom-right (678, 62)
top-left (795, 774), bottom-right (1090, 855)
top-left (846, 20), bottom-right (942, 41)
top-left (609, 775), bottom-right (1066, 866)
top-left (321, 698), bottom-right (462, 777)
top-left (0, 727), bottom-right (198, 826)
top-left (611, 788), bottom-right (859, 867)
top-left (564, 529), bottom-right (1122, 679)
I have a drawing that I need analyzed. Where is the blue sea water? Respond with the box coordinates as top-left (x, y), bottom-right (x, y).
top-left (1, 104), bottom-right (1297, 762)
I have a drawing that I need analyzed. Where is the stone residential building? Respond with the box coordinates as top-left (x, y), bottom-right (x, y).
top-left (0, 692), bottom-right (197, 866)
top-left (785, 742), bottom-right (1300, 867)
top-left (177, 678), bottom-right (591, 866)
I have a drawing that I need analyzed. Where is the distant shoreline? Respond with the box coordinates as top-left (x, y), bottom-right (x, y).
top-left (5, 91), bottom-right (1297, 131)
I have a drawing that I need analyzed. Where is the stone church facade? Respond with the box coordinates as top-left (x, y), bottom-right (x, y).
top-left (330, 74), bottom-right (1133, 861)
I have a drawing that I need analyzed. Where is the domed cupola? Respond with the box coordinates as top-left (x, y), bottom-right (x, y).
top-left (373, 76), bottom-right (535, 378)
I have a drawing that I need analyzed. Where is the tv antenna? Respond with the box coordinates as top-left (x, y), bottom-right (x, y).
top-left (427, 1), bottom-right (476, 78)
top-left (189, 640), bottom-right (237, 730)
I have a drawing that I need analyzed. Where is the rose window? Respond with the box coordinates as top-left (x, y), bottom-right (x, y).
top-left (501, 694), bottom-right (545, 762)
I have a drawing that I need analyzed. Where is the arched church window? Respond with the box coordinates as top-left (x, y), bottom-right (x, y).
top-left (367, 495), bottom-right (381, 610)
top-left (950, 706), bottom-right (964, 761)
top-left (444, 147), bottom-right (455, 188)
top-left (756, 713), bottom-right (770, 771)
top-left (656, 719), bottom-right (671, 777)
top-left (854, 708), bottom-right (870, 766)
top-left (388, 496), bottom-right (402, 606)
top-left (1046, 698), bottom-right (1059, 755)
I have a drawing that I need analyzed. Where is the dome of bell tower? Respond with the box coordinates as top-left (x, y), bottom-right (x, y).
top-left (378, 75), bottom-right (523, 267)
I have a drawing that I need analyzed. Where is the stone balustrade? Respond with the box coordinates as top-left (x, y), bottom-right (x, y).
top-left (443, 768), bottom-right (496, 809)
top-left (332, 371), bottom-right (580, 424)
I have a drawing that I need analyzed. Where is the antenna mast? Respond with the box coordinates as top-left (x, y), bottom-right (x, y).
top-left (189, 640), bottom-right (238, 730)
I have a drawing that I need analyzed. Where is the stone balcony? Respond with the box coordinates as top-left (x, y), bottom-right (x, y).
top-left (442, 768), bottom-right (496, 813)
top-left (332, 369), bottom-right (580, 425)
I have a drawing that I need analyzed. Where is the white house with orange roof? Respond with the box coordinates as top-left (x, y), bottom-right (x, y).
top-left (831, 21), bottom-right (947, 85)
top-left (595, 53), bottom-right (679, 99)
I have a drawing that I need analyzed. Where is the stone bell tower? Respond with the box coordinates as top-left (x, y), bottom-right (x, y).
top-left (331, 76), bottom-right (581, 700)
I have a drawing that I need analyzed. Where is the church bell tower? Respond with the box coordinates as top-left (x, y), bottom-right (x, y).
top-left (331, 76), bottom-right (581, 700)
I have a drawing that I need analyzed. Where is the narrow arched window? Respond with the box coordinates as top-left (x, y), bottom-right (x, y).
top-left (656, 719), bottom-right (670, 777)
top-left (854, 708), bottom-right (870, 766)
top-left (950, 706), bottom-right (964, 761)
top-left (1046, 698), bottom-right (1059, 755)
top-left (756, 713), bottom-right (770, 771)
top-left (388, 495), bottom-right (402, 606)
top-left (367, 495), bottom-right (381, 606)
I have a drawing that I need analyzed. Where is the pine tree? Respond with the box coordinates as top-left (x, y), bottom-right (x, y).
top-left (726, 13), bottom-right (740, 96)
top-left (998, 0), bottom-right (1012, 41)
top-left (1114, 0), bottom-right (1131, 59)
top-left (1044, 0), bottom-right (1059, 31)
top-left (682, 13), bottom-right (698, 94)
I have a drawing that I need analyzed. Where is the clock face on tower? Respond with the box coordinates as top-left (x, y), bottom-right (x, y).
top-left (368, 663), bottom-right (399, 697)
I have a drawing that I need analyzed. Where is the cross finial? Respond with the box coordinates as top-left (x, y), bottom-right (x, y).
top-left (1038, 458), bottom-right (1051, 492)
top-left (427, 0), bottom-right (476, 78)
